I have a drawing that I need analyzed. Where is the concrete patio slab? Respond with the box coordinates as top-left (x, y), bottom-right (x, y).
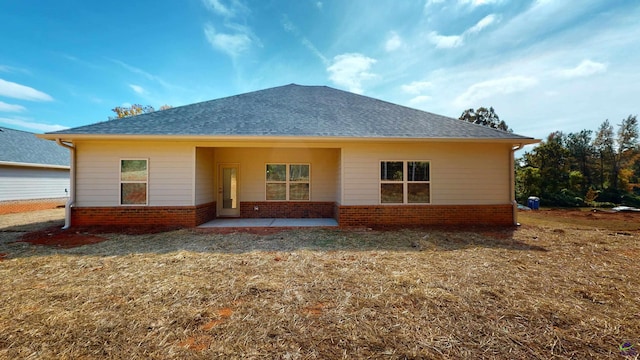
top-left (198, 218), bottom-right (338, 228)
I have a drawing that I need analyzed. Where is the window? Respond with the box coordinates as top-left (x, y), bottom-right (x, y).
top-left (266, 164), bottom-right (310, 201)
top-left (120, 159), bottom-right (148, 205)
top-left (380, 161), bottom-right (430, 204)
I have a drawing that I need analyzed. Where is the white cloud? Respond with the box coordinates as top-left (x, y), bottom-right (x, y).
top-left (0, 117), bottom-right (67, 132)
top-left (557, 60), bottom-right (607, 78)
top-left (204, 24), bottom-right (253, 58)
top-left (401, 81), bottom-right (433, 95)
top-left (428, 14), bottom-right (497, 49)
top-left (385, 32), bottom-right (403, 52)
top-left (282, 16), bottom-right (328, 65)
top-left (427, 10), bottom-right (499, 50)
top-left (326, 53), bottom-right (377, 94)
top-left (0, 78), bottom-right (53, 102)
top-left (458, 0), bottom-right (502, 7)
top-left (454, 76), bottom-right (538, 107)
top-left (408, 95), bottom-right (432, 105)
top-left (203, 0), bottom-right (233, 17)
top-left (110, 59), bottom-right (176, 91)
top-left (129, 84), bottom-right (145, 94)
top-left (428, 32), bottom-right (464, 48)
top-left (0, 101), bottom-right (25, 112)
top-left (467, 14), bottom-right (498, 34)
top-left (424, 0), bottom-right (445, 8)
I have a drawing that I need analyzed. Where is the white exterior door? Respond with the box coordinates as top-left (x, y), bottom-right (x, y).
top-left (218, 164), bottom-right (239, 217)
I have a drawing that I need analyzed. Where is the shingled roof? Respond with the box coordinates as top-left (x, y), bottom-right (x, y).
top-left (47, 84), bottom-right (534, 141)
top-left (1, 127), bottom-right (69, 167)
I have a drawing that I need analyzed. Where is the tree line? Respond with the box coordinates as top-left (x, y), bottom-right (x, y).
top-left (515, 116), bottom-right (640, 207)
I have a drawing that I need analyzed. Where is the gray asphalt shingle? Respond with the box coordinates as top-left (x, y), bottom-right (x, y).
top-left (1, 127), bottom-right (69, 166)
top-left (48, 84), bottom-right (533, 140)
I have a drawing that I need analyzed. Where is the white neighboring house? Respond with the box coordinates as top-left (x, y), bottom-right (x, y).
top-left (0, 127), bottom-right (70, 214)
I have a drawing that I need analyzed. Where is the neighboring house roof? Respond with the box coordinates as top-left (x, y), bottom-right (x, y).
top-left (46, 84), bottom-right (535, 141)
top-left (0, 127), bottom-right (69, 168)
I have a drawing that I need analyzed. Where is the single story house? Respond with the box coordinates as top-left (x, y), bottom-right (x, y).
top-left (39, 84), bottom-right (538, 228)
top-left (1, 127), bottom-right (70, 214)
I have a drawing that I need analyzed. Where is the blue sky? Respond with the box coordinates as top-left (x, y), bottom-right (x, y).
top-left (1, 0), bottom-right (638, 142)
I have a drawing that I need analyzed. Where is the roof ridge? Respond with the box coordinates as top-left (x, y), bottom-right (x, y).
top-left (0, 126), bottom-right (35, 134)
top-left (44, 84), bottom-right (536, 141)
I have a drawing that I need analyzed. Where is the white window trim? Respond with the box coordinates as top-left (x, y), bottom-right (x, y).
top-left (119, 158), bottom-right (149, 206)
top-left (265, 163), bottom-right (311, 201)
top-left (379, 160), bottom-right (431, 204)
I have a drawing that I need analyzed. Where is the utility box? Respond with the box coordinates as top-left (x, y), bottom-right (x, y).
top-left (527, 196), bottom-right (540, 210)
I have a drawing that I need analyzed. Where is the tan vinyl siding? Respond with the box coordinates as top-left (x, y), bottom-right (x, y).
top-left (213, 148), bottom-right (339, 202)
top-left (75, 141), bottom-right (194, 207)
top-left (341, 142), bottom-right (511, 205)
top-left (195, 147), bottom-right (216, 205)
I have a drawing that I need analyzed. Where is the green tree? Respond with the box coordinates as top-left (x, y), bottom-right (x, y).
top-left (566, 130), bottom-right (594, 192)
top-left (459, 106), bottom-right (511, 132)
top-left (612, 115), bottom-right (639, 189)
top-left (531, 132), bottom-right (570, 196)
top-left (110, 104), bottom-right (172, 119)
top-left (515, 116), bottom-right (639, 207)
top-left (515, 163), bottom-right (541, 203)
top-left (593, 120), bottom-right (614, 189)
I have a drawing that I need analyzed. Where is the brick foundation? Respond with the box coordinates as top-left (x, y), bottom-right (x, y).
top-left (196, 201), bottom-right (216, 225)
top-left (337, 204), bottom-right (515, 228)
top-left (71, 201), bottom-right (217, 227)
top-left (0, 198), bottom-right (68, 215)
top-left (66, 202), bottom-right (513, 228)
top-left (239, 201), bottom-right (335, 218)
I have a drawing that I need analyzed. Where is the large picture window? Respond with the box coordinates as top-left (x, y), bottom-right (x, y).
top-left (266, 163), bottom-right (310, 201)
top-left (120, 159), bottom-right (148, 205)
top-left (380, 161), bottom-right (430, 204)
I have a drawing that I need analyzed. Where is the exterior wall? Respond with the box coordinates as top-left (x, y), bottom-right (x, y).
top-left (74, 141), bottom-right (194, 207)
top-left (195, 147), bottom-right (216, 205)
top-left (67, 139), bottom-right (515, 227)
top-left (213, 147), bottom-right (339, 202)
top-left (337, 204), bottom-right (514, 227)
top-left (0, 165), bottom-right (69, 201)
top-left (240, 201), bottom-right (334, 218)
top-left (341, 142), bottom-right (512, 206)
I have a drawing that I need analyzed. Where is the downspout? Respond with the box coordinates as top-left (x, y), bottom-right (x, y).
top-left (56, 139), bottom-right (75, 230)
top-left (511, 143), bottom-right (523, 225)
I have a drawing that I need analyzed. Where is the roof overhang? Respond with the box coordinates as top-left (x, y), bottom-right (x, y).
top-left (38, 133), bottom-right (541, 146)
top-left (0, 160), bottom-right (70, 170)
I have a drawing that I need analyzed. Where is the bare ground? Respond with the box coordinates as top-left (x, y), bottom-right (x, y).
top-left (0, 209), bottom-right (639, 359)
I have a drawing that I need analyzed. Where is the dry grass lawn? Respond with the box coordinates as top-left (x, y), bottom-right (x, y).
top-left (0, 209), bottom-right (639, 359)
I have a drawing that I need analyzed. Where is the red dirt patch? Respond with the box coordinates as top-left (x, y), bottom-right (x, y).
top-left (0, 253), bottom-right (7, 261)
top-left (178, 336), bottom-right (211, 351)
top-left (301, 302), bottom-right (326, 316)
top-left (18, 226), bottom-right (107, 248)
top-left (521, 208), bottom-right (640, 232)
top-left (16, 224), bottom-right (184, 249)
top-left (200, 307), bottom-right (234, 330)
top-left (200, 319), bottom-right (224, 330)
top-left (74, 225), bottom-right (183, 235)
top-left (538, 208), bottom-right (640, 220)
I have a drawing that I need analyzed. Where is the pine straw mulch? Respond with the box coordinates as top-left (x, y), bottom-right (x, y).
top-left (0, 213), bottom-right (639, 359)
